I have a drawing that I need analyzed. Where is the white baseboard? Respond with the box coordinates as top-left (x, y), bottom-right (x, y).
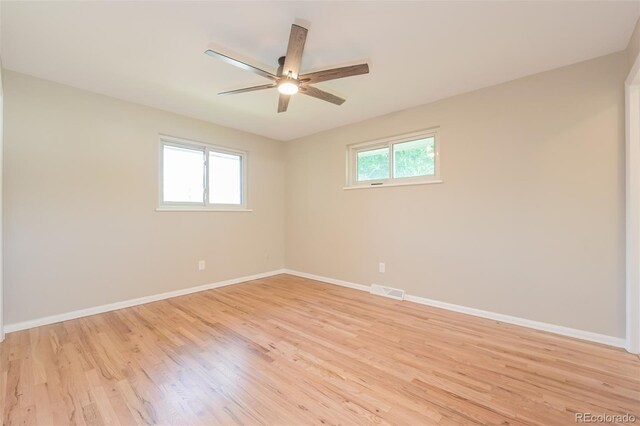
top-left (4, 269), bottom-right (287, 334)
top-left (5, 268), bottom-right (627, 350)
top-left (283, 269), bottom-right (371, 292)
top-left (283, 269), bottom-right (627, 349)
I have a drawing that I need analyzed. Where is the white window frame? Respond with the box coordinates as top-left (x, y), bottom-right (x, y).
top-left (157, 134), bottom-right (250, 212)
top-left (345, 128), bottom-right (442, 189)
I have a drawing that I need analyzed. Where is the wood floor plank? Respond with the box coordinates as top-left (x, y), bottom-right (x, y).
top-left (1, 274), bottom-right (639, 425)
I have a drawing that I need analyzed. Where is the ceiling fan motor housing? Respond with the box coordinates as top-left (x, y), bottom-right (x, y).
top-left (277, 56), bottom-right (286, 77)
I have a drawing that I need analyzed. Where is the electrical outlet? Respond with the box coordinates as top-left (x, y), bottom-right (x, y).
top-left (379, 262), bottom-right (386, 273)
top-left (198, 260), bottom-right (206, 271)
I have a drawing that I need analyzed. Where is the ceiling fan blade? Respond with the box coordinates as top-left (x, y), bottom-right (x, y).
top-left (219, 83), bottom-right (276, 96)
top-left (205, 49), bottom-right (277, 81)
top-left (299, 63), bottom-right (369, 84)
top-left (282, 24), bottom-right (308, 79)
top-left (301, 85), bottom-right (345, 105)
top-left (278, 94), bottom-right (291, 113)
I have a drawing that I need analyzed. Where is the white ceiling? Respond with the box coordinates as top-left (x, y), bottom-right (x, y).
top-left (2, 1), bottom-right (639, 141)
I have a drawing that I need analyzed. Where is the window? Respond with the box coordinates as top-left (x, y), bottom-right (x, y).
top-left (159, 135), bottom-right (248, 210)
top-left (347, 129), bottom-right (440, 188)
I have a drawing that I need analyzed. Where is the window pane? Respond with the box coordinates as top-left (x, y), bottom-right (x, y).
top-left (163, 145), bottom-right (204, 203)
top-left (357, 147), bottom-right (389, 181)
top-left (393, 137), bottom-right (435, 178)
top-left (209, 151), bottom-right (242, 205)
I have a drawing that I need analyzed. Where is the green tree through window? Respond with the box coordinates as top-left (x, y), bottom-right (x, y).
top-left (393, 137), bottom-right (435, 178)
top-left (355, 136), bottom-right (435, 182)
top-left (357, 147), bottom-right (389, 181)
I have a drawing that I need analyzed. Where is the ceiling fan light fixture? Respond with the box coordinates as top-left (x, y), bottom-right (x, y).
top-left (278, 80), bottom-right (299, 95)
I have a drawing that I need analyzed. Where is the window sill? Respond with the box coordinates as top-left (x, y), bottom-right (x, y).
top-left (343, 180), bottom-right (443, 190)
top-left (156, 207), bottom-right (253, 212)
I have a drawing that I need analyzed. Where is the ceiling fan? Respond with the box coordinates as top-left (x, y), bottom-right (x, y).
top-left (205, 23), bottom-right (369, 113)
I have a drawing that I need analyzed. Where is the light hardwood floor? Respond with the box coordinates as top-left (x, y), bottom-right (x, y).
top-left (1, 274), bottom-right (639, 425)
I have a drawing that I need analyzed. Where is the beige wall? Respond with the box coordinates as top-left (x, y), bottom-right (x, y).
top-left (285, 52), bottom-right (627, 338)
top-left (0, 64), bottom-right (4, 338)
top-left (628, 18), bottom-right (640, 70)
top-left (2, 51), bottom-right (630, 338)
top-left (3, 71), bottom-right (285, 325)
